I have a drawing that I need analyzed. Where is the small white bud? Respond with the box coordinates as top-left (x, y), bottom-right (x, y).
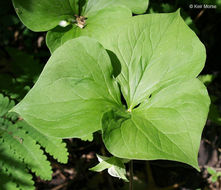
top-left (59, 20), bottom-right (69, 27)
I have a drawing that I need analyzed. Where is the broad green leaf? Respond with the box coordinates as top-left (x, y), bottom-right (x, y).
top-left (12, 11), bottom-right (210, 170)
top-left (11, 37), bottom-right (122, 138)
top-left (46, 6), bottom-right (132, 53)
top-left (12, 0), bottom-right (148, 32)
top-left (147, 3), bottom-right (199, 34)
top-left (99, 11), bottom-right (207, 110)
top-left (83, 0), bottom-right (149, 15)
top-left (90, 154), bottom-right (128, 181)
top-left (12, 0), bottom-right (75, 31)
top-left (102, 79), bottom-right (210, 170)
top-left (99, 11), bottom-right (210, 170)
top-left (46, 0), bottom-right (149, 53)
top-left (69, 0), bottom-right (80, 15)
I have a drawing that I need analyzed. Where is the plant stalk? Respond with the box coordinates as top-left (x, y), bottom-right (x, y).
top-left (129, 160), bottom-right (133, 190)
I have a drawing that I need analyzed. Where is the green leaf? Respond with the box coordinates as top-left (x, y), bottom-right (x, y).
top-left (69, 0), bottom-right (80, 15)
top-left (0, 142), bottom-right (35, 190)
top-left (90, 155), bottom-right (113, 172)
top-left (46, 6), bottom-right (132, 53)
top-left (198, 74), bottom-right (214, 86)
top-left (18, 121), bottom-right (69, 163)
top-left (2, 125), bottom-right (52, 180)
top-left (12, 0), bottom-right (75, 31)
top-left (90, 154), bottom-right (128, 181)
top-left (0, 94), bottom-right (15, 117)
top-left (80, 133), bottom-right (94, 142)
top-left (12, 11), bottom-right (210, 170)
top-left (212, 175), bottom-right (218, 183)
top-left (99, 11), bottom-right (207, 109)
top-left (12, 0), bottom-right (148, 32)
top-left (99, 11), bottom-right (210, 170)
top-left (0, 175), bottom-right (20, 190)
top-left (207, 167), bottom-right (217, 175)
top-left (12, 37), bottom-right (122, 138)
top-left (46, 0), bottom-right (149, 53)
top-left (83, 0), bottom-right (149, 15)
top-left (102, 79), bottom-right (210, 170)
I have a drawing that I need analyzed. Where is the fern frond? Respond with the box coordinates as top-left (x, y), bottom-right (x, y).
top-left (2, 124), bottom-right (53, 180)
top-left (0, 118), bottom-right (13, 135)
top-left (0, 139), bottom-right (34, 190)
top-left (19, 121), bottom-right (68, 163)
top-left (0, 173), bottom-right (20, 190)
top-left (0, 94), bottom-right (15, 117)
top-left (0, 93), bottom-right (70, 188)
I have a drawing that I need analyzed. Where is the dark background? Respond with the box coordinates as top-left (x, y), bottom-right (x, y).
top-left (0, 0), bottom-right (221, 189)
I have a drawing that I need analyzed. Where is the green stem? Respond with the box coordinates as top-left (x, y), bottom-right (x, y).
top-left (129, 160), bottom-right (133, 190)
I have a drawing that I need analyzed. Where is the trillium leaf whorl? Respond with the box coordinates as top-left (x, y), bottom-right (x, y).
top-left (12, 11), bottom-right (210, 170)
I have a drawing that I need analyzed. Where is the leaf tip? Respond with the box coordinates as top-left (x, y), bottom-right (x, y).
top-left (9, 104), bottom-right (21, 115)
top-left (176, 8), bottom-right (181, 15)
top-left (8, 106), bottom-right (17, 113)
top-left (190, 160), bottom-right (201, 172)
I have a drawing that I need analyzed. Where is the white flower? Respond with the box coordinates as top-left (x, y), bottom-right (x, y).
top-left (59, 20), bottom-right (69, 27)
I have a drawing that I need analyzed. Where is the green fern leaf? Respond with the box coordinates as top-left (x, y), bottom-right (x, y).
top-left (0, 118), bottom-right (13, 135)
top-left (2, 125), bottom-right (53, 180)
top-left (0, 93), bottom-right (70, 188)
top-left (0, 139), bottom-right (35, 190)
top-left (0, 94), bottom-right (15, 117)
top-left (0, 173), bottom-right (20, 190)
top-left (18, 121), bottom-right (68, 163)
